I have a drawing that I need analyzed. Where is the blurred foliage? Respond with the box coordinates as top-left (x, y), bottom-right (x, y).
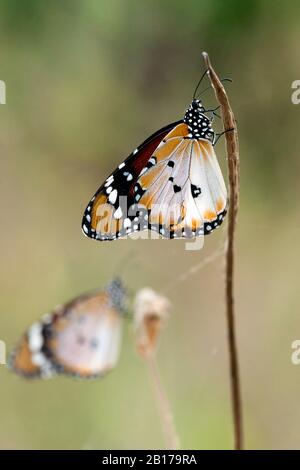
top-left (0, 0), bottom-right (300, 450)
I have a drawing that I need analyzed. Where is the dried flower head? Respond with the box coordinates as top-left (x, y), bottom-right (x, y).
top-left (134, 288), bottom-right (170, 358)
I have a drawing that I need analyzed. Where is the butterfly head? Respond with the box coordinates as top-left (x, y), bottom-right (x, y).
top-left (183, 99), bottom-right (214, 142)
top-left (191, 99), bottom-right (205, 113)
top-left (106, 278), bottom-right (127, 313)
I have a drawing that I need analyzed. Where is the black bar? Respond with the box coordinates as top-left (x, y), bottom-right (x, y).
top-left (0, 450), bottom-right (297, 465)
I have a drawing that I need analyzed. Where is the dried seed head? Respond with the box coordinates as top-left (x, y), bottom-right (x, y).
top-left (134, 288), bottom-right (170, 358)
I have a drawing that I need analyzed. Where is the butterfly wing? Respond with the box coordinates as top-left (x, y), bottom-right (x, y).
top-left (133, 125), bottom-right (227, 238)
top-left (9, 280), bottom-right (126, 379)
top-left (42, 292), bottom-right (123, 378)
top-left (191, 139), bottom-right (227, 234)
top-left (9, 321), bottom-right (57, 379)
top-left (82, 121), bottom-right (227, 240)
top-left (82, 121), bottom-right (182, 240)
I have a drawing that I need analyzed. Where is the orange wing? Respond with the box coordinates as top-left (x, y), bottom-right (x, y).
top-left (9, 335), bottom-right (44, 378)
top-left (132, 125), bottom-right (227, 238)
top-left (82, 121), bottom-right (227, 240)
top-left (9, 279), bottom-right (126, 379)
top-left (44, 292), bottom-right (123, 378)
top-left (81, 121), bottom-right (182, 240)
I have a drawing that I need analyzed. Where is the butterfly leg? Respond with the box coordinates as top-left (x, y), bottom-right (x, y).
top-left (211, 110), bottom-right (221, 121)
top-left (213, 128), bottom-right (235, 146)
top-left (204, 106), bottom-right (221, 121)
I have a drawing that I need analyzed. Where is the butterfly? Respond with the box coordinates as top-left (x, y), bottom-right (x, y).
top-left (9, 279), bottom-right (126, 379)
top-left (82, 71), bottom-right (228, 241)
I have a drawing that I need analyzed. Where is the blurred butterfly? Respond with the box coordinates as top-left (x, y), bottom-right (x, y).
top-left (9, 279), bottom-right (126, 379)
top-left (82, 70), bottom-right (229, 241)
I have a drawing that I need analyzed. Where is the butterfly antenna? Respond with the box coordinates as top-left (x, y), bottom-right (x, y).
top-left (196, 77), bottom-right (233, 99)
top-left (193, 69), bottom-right (209, 100)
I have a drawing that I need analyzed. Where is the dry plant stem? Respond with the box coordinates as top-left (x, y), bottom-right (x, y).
top-left (147, 355), bottom-right (180, 450)
top-left (202, 52), bottom-right (243, 450)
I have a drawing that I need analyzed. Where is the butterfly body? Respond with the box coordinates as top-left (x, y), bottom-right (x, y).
top-left (9, 279), bottom-right (126, 379)
top-left (82, 98), bottom-right (227, 240)
top-left (183, 99), bottom-right (215, 142)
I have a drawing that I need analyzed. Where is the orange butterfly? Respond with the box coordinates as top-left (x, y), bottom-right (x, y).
top-left (82, 72), bottom-right (228, 240)
top-left (9, 279), bottom-right (126, 379)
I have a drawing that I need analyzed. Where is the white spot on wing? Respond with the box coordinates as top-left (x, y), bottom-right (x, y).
top-left (108, 189), bottom-right (118, 204)
top-left (105, 176), bottom-right (114, 187)
top-left (28, 323), bottom-right (43, 352)
top-left (114, 207), bottom-right (123, 219)
top-left (124, 218), bottom-right (131, 228)
top-left (32, 352), bottom-right (47, 366)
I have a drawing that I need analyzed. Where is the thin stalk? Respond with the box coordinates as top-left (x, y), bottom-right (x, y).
top-left (147, 355), bottom-right (180, 450)
top-left (202, 52), bottom-right (243, 450)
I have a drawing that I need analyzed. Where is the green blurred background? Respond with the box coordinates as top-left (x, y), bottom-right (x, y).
top-left (1, 0), bottom-right (300, 450)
